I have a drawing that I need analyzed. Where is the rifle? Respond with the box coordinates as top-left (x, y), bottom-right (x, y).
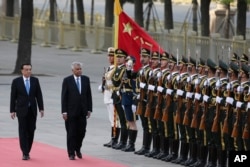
top-left (190, 79), bottom-right (200, 128)
top-left (199, 83), bottom-right (209, 130)
top-left (222, 88), bottom-right (231, 134)
top-left (162, 77), bottom-right (172, 122)
top-left (183, 81), bottom-right (192, 126)
top-left (211, 83), bottom-right (221, 133)
top-left (231, 91), bottom-right (242, 138)
top-left (101, 67), bottom-right (106, 93)
top-left (175, 78), bottom-right (183, 124)
top-left (154, 73), bottom-right (163, 120)
top-left (136, 70), bottom-right (146, 115)
top-left (242, 102), bottom-right (250, 139)
top-left (145, 74), bottom-right (155, 117)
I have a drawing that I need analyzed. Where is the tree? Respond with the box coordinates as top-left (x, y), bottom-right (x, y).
top-left (13, 0), bottom-right (33, 74)
top-left (134, 0), bottom-right (144, 27)
top-left (200, 0), bottom-right (211, 36)
top-left (220, 0), bottom-right (234, 39)
top-left (237, 0), bottom-right (248, 39)
top-left (6, 0), bottom-right (14, 17)
top-left (49, 0), bottom-right (58, 42)
top-left (75, 0), bottom-right (87, 47)
top-left (192, 0), bottom-right (198, 34)
top-left (164, 0), bottom-right (173, 31)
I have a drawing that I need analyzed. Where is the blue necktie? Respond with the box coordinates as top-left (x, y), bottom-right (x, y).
top-left (76, 77), bottom-right (80, 93)
top-left (25, 79), bottom-right (30, 94)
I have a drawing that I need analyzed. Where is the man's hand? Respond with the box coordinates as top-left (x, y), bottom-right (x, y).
top-left (40, 110), bottom-right (44, 118)
top-left (62, 113), bottom-right (67, 121)
top-left (10, 112), bottom-right (16, 119)
top-left (87, 111), bottom-right (91, 119)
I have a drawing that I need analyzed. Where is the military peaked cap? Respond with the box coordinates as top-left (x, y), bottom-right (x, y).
top-left (206, 58), bottom-right (217, 71)
top-left (161, 52), bottom-right (169, 60)
top-left (169, 54), bottom-right (177, 63)
top-left (231, 53), bottom-right (239, 62)
top-left (187, 57), bottom-right (196, 66)
top-left (241, 63), bottom-right (250, 76)
top-left (198, 58), bottom-right (206, 67)
top-left (217, 60), bottom-right (228, 73)
top-left (115, 48), bottom-right (127, 57)
top-left (140, 48), bottom-right (151, 57)
top-left (107, 47), bottom-right (115, 56)
top-left (179, 56), bottom-right (188, 64)
top-left (151, 51), bottom-right (160, 59)
top-left (241, 53), bottom-right (248, 63)
top-left (228, 62), bottom-right (239, 74)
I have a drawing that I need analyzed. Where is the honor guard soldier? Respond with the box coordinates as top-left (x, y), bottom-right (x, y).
top-left (190, 58), bottom-right (208, 167)
top-left (231, 63), bottom-right (250, 151)
top-left (134, 48), bottom-right (153, 155)
top-left (212, 60), bottom-right (229, 167)
top-left (144, 51), bottom-right (161, 158)
top-left (121, 56), bottom-right (138, 152)
top-left (111, 49), bottom-right (128, 150)
top-left (153, 51), bottom-right (171, 159)
top-left (102, 47), bottom-right (121, 148)
top-left (180, 57), bottom-right (199, 166)
top-left (241, 53), bottom-right (249, 65)
top-left (223, 62), bottom-right (240, 165)
top-left (171, 56), bottom-right (190, 164)
top-left (162, 55), bottom-right (180, 162)
top-left (200, 58), bottom-right (217, 167)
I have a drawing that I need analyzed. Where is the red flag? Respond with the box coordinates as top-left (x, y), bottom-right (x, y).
top-left (114, 1), bottom-right (163, 71)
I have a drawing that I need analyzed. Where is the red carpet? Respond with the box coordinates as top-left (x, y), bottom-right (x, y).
top-left (0, 138), bottom-right (127, 167)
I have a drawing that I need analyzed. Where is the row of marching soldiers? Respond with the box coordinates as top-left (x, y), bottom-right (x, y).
top-left (101, 46), bottom-right (250, 167)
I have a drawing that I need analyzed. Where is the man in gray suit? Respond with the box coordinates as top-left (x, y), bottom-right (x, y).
top-left (61, 61), bottom-right (92, 160)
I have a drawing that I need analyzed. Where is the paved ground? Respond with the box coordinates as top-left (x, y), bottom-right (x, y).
top-left (0, 40), bottom-right (182, 167)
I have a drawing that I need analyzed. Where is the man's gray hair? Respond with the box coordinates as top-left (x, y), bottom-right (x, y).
top-left (71, 61), bottom-right (83, 69)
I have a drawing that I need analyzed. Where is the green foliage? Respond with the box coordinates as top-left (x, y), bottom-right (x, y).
top-left (219, 0), bottom-right (234, 5)
top-left (125, 0), bottom-right (157, 3)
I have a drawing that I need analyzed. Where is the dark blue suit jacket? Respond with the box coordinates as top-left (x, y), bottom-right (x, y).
top-left (10, 76), bottom-right (44, 117)
top-left (61, 75), bottom-right (92, 117)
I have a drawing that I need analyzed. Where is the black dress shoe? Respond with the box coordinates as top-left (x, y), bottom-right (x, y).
top-left (22, 155), bottom-right (29, 160)
top-left (69, 155), bottom-right (75, 160)
top-left (76, 151), bottom-right (82, 159)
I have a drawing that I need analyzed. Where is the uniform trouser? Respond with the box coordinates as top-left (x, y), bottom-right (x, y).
top-left (106, 103), bottom-right (120, 127)
top-left (139, 102), bottom-right (150, 133)
top-left (114, 103), bottom-right (127, 130)
top-left (179, 104), bottom-right (187, 142)
top-left (232, 112), bottom-right (245, 151)
top-left (167, 102), bottom-right (179, 140)
top-left (18, 108), bottom-right (36, 156)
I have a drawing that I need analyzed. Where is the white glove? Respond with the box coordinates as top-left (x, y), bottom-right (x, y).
top-left (236, 101), bottom-right (243, 108)
top-left (176, 75), bottom-right (180, 82)
top-left (167, 75), bottom-right (171, 81)
top-left (157, 86), bottom-right (164, 92)
top-left (187, 76), bottom-right (191, 83)
top-left (226, 83), bottom-right (231, 90)
top-left (247, 102), bottom-right (250, 110)
top-left (148, 84), bottom-right (155, 91)
top-left (157, 72), bottom-right (162, 78)
top-left (186, 92), bottom-right (193, 98)
top-left (132, 104), bottom-right (137, 113)
top-left (204, 80), bottom-right (210, 86)
top-left (226, 97), bottom-right (234, 105)
top-left (194, 78), bottom-right (200, 85)
top-left (140, 82), bottom-right (146, 89)
top-left (137, 94), bottom-right (140, 99)
top-left (139, 69), bottom-right (143, 75)
top-left (98, 84), bottom-right (102, 92)
top-left (237, 86), bottom-right (243, 93)
top-left (116, 91), bottom-right (120, 96)
top-left (216, 96), bottom-right (222, 104)
top-left (215, 80), bottom-right (221, 88)
top-left (177, 89), bottom-right (184, 96)
top-left (203, 95), bottom-right (210, 102)
top-left (195, 93), bottom-right (201, 100)
top-left (166, 88), bottom-right (173, 95)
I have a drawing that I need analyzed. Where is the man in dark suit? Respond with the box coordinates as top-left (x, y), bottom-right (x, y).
top-left (61, 61), bottom-right (92, 160)
top-left (10, 63), bottom-right (44, 160)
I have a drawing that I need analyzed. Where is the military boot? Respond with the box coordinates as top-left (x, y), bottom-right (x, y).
top-left (110, 128), bottom-right (120, 148)
top-left (134, 132), bottom-right (152, 155)
top-left (162, 139), bottom-right (179, 162)
top-left (145, 134), bottom-right (160, 157)
top-left (206, 145), bottom-right (217, 167)
top-left (113, 128), bottom-right (128, 150)
top-left (104, 127), bottom-right (119, 147)
top-left (217, 148), bottom-right (227, 167)
top-left (171, 141), bottom-right (189, 164)
top-left (154, 136), bottom-right (169, 159)
top-left (182, 142), bottom-right (197, 166)
top-left (122, 130), bottom-right (137, 152)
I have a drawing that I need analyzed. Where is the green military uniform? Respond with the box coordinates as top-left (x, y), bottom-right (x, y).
top-left (145, 51), bottom-right (161, 157)
top-left (134, 48), bottom-right (153, 155)
top-left (153, 52), bottom-right (171, 159)
top-left (111, 49), bottom-right (128, 150)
